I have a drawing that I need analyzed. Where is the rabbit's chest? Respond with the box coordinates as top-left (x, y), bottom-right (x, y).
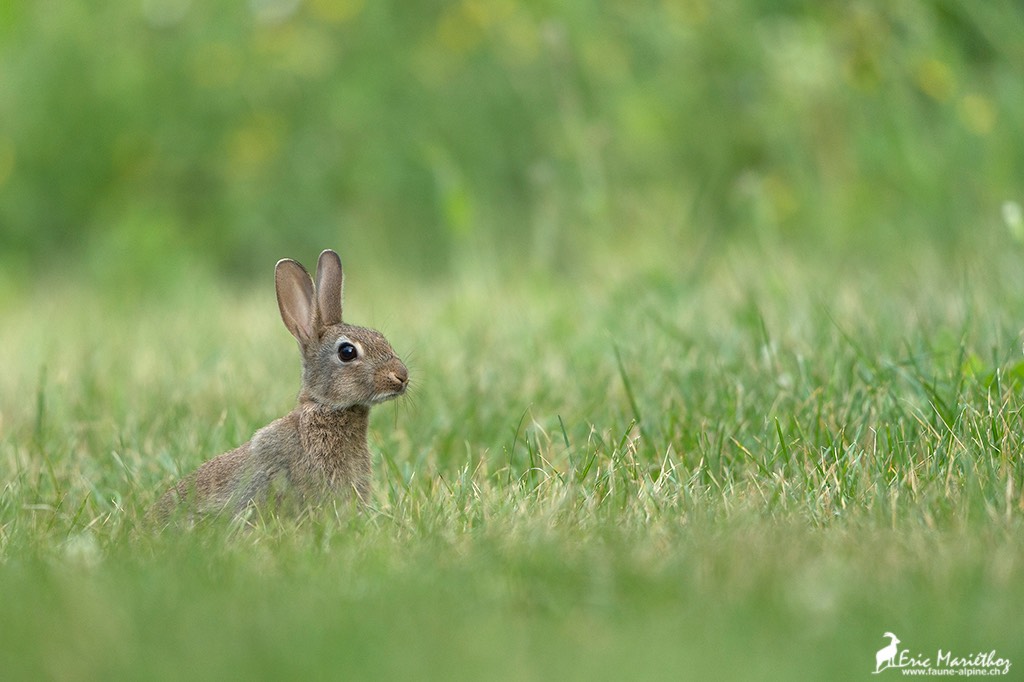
top-left (294, 406), bottom-right (372, 491)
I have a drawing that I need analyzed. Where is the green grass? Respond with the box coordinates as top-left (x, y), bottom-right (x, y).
top-left (2, 242), bottom-right (1023, 680)
top-left (3, 1), bottom-right (1024, 279)
top-left (3, 1), bottom-right (1024, 678)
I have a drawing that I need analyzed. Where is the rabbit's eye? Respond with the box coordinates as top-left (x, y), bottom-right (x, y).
top-left (338, 342), bottom-right (358, 362)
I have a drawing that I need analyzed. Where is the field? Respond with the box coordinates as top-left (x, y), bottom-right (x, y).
top-left (2, 1), bottom-right (1024, 680)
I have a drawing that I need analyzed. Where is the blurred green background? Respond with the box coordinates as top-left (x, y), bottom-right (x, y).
top-left (2, 0), bottom-right (1023, 292)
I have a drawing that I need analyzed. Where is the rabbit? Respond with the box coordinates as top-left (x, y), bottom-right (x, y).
top-left (152, 249), bottom-right (409, 522)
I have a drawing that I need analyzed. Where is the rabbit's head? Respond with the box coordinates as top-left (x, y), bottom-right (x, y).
top-left (275, 250), bottom-right (409, 409)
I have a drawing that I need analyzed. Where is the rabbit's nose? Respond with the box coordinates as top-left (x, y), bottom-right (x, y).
top-left (389, 365), bottom-right (409, 388)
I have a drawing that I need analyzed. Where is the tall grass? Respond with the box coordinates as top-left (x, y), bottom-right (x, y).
top-left (2, 1), bottom-right (1024, 280)
top-left (3, 0), bottom-right (1024, 678)
top-left (1, 239), bottom-right (1023, 678)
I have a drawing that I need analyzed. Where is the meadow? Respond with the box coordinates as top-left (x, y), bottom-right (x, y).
top-left (2, 1), bottom-right (1024, 680)
top-left (2, 243), bottom-right (1022, 679)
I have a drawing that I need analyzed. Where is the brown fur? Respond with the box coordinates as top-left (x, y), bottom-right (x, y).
top-left (152, 250), bottom-right (407, 523)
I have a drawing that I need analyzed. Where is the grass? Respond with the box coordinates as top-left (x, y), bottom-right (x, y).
top-left (4, 1), bottom-right (1024, 280)
top-left (4, 1), bottom-right (1024, 678)
top-left (1, 240), bottom-right (1023, 680)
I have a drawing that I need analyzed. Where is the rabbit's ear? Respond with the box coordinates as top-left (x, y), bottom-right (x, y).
top-left (315, 249), bottom-right (344, 326)
top-left (276, 258), bottom-right (316, 344)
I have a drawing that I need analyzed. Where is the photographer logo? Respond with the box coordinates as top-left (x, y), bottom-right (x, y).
top-left (872, 632), bottom-right (1012, 676)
